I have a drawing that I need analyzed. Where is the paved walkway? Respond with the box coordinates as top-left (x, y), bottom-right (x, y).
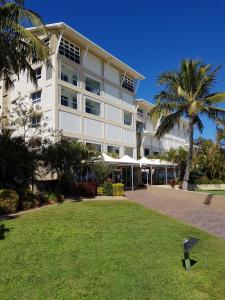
top-left (126, 186), bottom-right (225, 240)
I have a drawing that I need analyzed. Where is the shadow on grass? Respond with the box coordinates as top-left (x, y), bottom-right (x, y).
top-left (0, 223), bottom-right (10, 240)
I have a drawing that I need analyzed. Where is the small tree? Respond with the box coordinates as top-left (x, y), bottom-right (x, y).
top-left (42, 139), bottom-right (95, 194)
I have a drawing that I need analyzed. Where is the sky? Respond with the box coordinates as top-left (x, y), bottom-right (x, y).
top-left (27, 0), bottom-right (225, 140)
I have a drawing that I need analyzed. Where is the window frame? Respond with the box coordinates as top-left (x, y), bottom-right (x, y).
top-left (60, 88), bottom-right (78, 110)
top-left (30, 115), bottom-right (41, 128)
top-left (85, 97), bottom-right (101, 116)
top-left (123, 110), bottom-right (133, 126)
top-left (121, 74), bottom-right (134, 92)
top-left (31, 90), bottom-right (42, 104)
top-left (59, 38), bottom-right (80, 64)
top-left (85, 75), bottom-right (101, 96)
top-left (35, 67), bottom-right (42, 80)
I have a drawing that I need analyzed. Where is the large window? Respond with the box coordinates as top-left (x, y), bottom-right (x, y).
top-left (137, 108), bottom-right (144, 118)
top-left (60, 87), bottom-right (77, 109)
top-left (59, 38), bottom-right (80, 64)
top-left (107, 145), bottom-right (120, 155)
top-left (85, 98), bottom-right (101, 116)
top-left (124, 111), bottom-right (132, 126)
top-left (86, 143), bottom-right (102, 153)
top-left (85, 77), bottom-right (100, 95)
top-left (31, 90), bottom-right (41, 104)
top-left (121, 75), bottom-right (134, 92)
top-left (61, 64), bottom-right (77, 86)
top-left (31, 115), bottom-right (41, 128)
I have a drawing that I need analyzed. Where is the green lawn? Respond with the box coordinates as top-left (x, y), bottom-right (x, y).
top-left (198, 190), bottom-right (225, 196)
top-left (0, 201), bottom-right (225, 300)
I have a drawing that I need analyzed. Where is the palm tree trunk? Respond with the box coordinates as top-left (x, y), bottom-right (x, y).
top-left (182, 119), bottom-right (194, 190)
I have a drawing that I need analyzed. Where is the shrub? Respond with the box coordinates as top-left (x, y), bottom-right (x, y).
top-left (20, 189), bottom-right (39, 210)
top-left (103, 179), bottom-right (113, 196)
top-left (43, 192), bottom-right (57, 204)
top-left (194, 176), bottom-right (209, 184)
top-left (112, 183), bottom-right (124, 196)
top-left (73, 182), bottom-right (97, 198)
top-left (0, 189), bottom-right (19, 215)
top-left (97, 186), bottom-right (104, 196)
top-left (209, 179), bottom-right (224, 184)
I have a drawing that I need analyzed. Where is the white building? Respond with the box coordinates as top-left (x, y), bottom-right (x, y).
top-left (0, 22), bottom-right (188, 160)
top-left (135, 99), bottom-right (189, 157)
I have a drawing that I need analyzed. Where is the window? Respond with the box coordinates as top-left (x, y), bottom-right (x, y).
top-left (107, 145), bottom-right (120, 154)
top-left (86, 143), bottom-right (102, 153)
top-left (59, 38), bottom-right (80, 64)
top-left (31, 90), bottom-right (41, 104)
top-left (61, 70), bottom-right (77, 86)
top-left (124, 111), bottom-right (132, 126)
top-left (85, 77), bottom-right (100, 95)
top-left (121, 75), bottom-right (134, 92)
top-left (43, 36), bottom-right (50, 46)
top-left (35, 67), bottom-right (42, 80)
top-left (144, 148), bottom-right (150, 156)
top-left (85, 98), bottom-right (101, 116)
top-left (61, 88), bottom-right (77, 110)
top-left (136, 121), bottom-right (145, 132)
top-left (31, 115), bottom-right (41, 128)
top-left (125, 147), bottom-right (133, 158)
top-left (137, 108), bottom-right (144, 118)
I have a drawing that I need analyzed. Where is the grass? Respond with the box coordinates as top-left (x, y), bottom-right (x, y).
top-left (198, 190), bottom-right (225, 196)
top-left (0, 201), bottom-right (225, 300)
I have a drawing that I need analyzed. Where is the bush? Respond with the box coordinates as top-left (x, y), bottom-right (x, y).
top-left (194, 176), bottom-right (209, 184)
top-left (209, 179), bottom-right (224, 184)
top-left (97, 186), bottom-right (104, 196)
top-left (112, 183), bottom-right (124, 196)
top-left (74, 182), bottom-right (97, 198)
top-left (103, 179), bottom-right (113, 196)
top-left (0, 189), bottom-right (19, 215)
top-left (43, 192), bottom-right (57, 204)
top-left (19, 189), bottom-right (39, 210)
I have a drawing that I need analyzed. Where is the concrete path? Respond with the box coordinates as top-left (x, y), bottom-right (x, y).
top-left (126, 186), bottom-right (225, 239)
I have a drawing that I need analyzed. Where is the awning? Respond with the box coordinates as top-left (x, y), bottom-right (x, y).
top-left (138, 157), bottom-right (176, 167)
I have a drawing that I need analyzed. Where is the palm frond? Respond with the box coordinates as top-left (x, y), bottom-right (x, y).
top-left (154, 110), bottom-right (183, 139)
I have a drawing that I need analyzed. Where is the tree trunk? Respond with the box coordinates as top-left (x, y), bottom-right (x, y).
top-left (182, 119), bottom-right (194, 190)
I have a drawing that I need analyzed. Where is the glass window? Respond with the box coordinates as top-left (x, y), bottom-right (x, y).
top-left (124, 111), bottom-right (132, 126)
top-left (59, 38), bottom-right (80, 64)
top-left (125, 147), bottom-right (133, 158)
top-left (85, 98), bottom-right (100, 116)
top-left (31, 115), bottom-right (41, 128)
top-left (35, 67), bottom-right (42, 80)
top-left (137, 108), bottom-right (144, 117)
top-left (43, 36), bottom-right (50, 46)
top-left (61, 88), bottom-right (77, 110)
top-left (121, 75), bottom-right (134, 92)
top-left (136, 121), bottom-right (145, 132)
top-left (85, 77), bottom-right (100, 95)
top-left (107, 145), bottom-right (120, 154)
top-left (86, 143), bottom-right (102, 153)
top-left (31, 91), bottom-right (41, 104)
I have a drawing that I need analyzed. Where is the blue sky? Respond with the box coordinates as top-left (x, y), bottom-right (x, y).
top-left (27, 0), bottom-right (225, 140)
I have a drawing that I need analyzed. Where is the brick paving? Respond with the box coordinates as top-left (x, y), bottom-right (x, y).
top-left (126, 186), bottom-right (225, 239)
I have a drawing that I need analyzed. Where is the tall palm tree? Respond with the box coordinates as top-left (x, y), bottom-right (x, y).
top-left (0, 0), bottom-right (49, 90)
top-left (151, 59), bottom-right (225, 189)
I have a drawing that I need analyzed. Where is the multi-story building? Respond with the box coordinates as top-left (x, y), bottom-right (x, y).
top-left (0, 22), bottom-right (189, 161)
top-left (135, 99), bottom-right (189, 157)
top-left (0, 22), bottom-right (144, 159)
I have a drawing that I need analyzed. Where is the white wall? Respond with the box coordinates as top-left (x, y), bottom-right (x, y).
top-left (59, 110), bottom-right (81, 134)
top-left (105, 124), bottom-right (122, 142)
top-left (105, 104), bottom-right (121, 122)
top-left (83, 118), bottom-right (104, 138)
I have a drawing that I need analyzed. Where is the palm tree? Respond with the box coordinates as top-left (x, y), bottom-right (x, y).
top-left (0, 0), bottom-right (49, 90)
top-left (151, 59), bottom-right (225, 190)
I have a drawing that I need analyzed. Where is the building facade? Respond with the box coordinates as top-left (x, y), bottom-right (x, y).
top-left (0, 22), bottom-right (189, 159)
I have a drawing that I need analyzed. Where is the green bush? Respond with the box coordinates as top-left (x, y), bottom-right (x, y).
top-left (0, 189), bottom-right (19, 215)
top-left (112, 183), bottom-right (124, 196)
top-left (209, 179), bottom-right (224, 184)
top-left (43, 192), bottom-right (57, 204)
top-left (97, 186), bottom-right (104, 196)
top-left (103, 179), bottom-right (113, 196)
top-left (20, 189), bottom-right (39, 210)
